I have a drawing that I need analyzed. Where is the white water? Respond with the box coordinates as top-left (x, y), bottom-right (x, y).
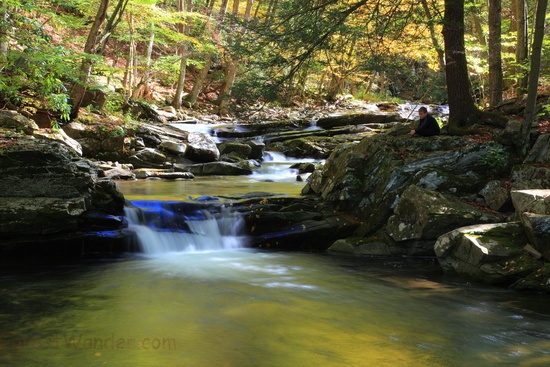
top-left (124, 202), bottom-right (247, 254)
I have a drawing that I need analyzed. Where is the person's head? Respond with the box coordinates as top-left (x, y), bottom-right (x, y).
top-left (418, 107), bottom-right (428, 118)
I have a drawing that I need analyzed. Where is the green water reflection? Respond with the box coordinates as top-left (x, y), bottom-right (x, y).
top-left (1, 251), bottom-right (550, 367)
top-left (115, 176), bottom-right (306, 201)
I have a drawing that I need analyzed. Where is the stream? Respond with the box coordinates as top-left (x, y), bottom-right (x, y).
top-left (2, 149), bottom-right (550, 367)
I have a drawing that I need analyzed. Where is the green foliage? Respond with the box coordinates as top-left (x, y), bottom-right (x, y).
top-left (481, 144), bottom-right (508, 170)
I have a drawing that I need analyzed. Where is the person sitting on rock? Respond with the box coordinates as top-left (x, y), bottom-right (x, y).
top-left (409, 107), bottom-right (440, 137)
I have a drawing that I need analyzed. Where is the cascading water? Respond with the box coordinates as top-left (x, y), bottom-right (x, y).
top-left (124, 200), bottom-right (247, 254)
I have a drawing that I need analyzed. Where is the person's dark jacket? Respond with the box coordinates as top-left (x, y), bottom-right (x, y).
top-left (415, 114), bottom-right (440, 136)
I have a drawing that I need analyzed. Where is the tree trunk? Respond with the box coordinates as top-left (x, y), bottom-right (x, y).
top-left (442, 0), bottom-right (479, 129)
top-left (173, 0), bottom-right (192, 109)
top-left (187, 55), bottom-right (213, 107)
top-left (244, 0), bottom-right (254, 21)
top-left (519, 0), bottom-right (548, 156)
top-left (70, 0), bottom-right (110, 119)
top-left (216, 59), bottom-right (237, 114)
top-left (515, 0), bottom-right (529, 97)
top-left (488, 0), bottom-right (503, 107)
top-left (0, 6), bottom-right (8, 60)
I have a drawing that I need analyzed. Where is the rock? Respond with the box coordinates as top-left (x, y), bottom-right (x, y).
top-left (328, 237), bottom-right (392, 256)
top-left (511, 189), bottom-right (550, 214)
top-left (316, 112), bottom-right (403, 129)
top-left (159, 140), bottom-right (187, 155)
top-left (133, 169), bottom-right (194, 180)
top-left (303, 134), bottom-right (513, 236)
top-left (245, 198), bottom-right (357, 251)
top-left (0, 137), bottom-right (126, 248)
top-left (495, 119), bottom-right (522, 146)
top-left (520, 213), bottom-right (550, 259)
top-left (219, 141), bottom-right (252, 159)
top-left (33, 128), bottom-right (83, 156)
top-left (386, 185), bottom-right (504, 242)
top-left (0, 110), bottom-right (39, 134)
top-left (63, 122), bottom-right (125, 160)
top-left (479, 180), bottom-right (512, 212)
top-left (185, 161), bottom-right (252, 176)
top-left (185, 131), bottom-right (220, 162)
top-left (128, 148), bottom-right (169, 169)
top-left (103, 166), bottom-right (136, 180)
top-left (524, 133), bottom-right (550, 164)
top-left (247, 140), bottom-right (265, 160)
top-left (434, 223), bottom-right (538, 285)
top-left (511, 164), bottom-right (550, 190)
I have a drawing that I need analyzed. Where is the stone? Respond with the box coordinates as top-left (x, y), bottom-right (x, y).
top-left (33, 128), bottom-right (83, 156)
top-left (0, 137), bottom-right (125, 245)
top-left (184, 132), bottom-right (220, 162)
top-left (434, 223), bottom-right (537, 285)
top-left (479, 180), bottom-right (511, 212)
top-left (511, 165), bottom-right (550, 190)
top-left (128, 148), bottom-right (168, 168)
top-left (219, 142), bottom-right (252, 159)
top-left (386, 185), bottom-right (504, 242)
top-left (0, 110), bottom-right (39, 134)
top-left (511, 189), bottom-right (550, 214)
top-left (159, 140), bottom-right (187, 155)
top-left (185, 161), bottom-right (252, 176)
top-left (520, 213), bottom-right (550, 259)
top-left (524, 133), bottom-right (550, 164)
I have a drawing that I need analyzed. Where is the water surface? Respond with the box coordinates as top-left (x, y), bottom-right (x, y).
top-left (1, 251), bottom-right (549, 367)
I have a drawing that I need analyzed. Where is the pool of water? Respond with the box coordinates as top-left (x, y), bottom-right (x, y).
top-left (1, 251), bottom-right (549, 367)
top-left (3, 163), bottom-right (550, 367)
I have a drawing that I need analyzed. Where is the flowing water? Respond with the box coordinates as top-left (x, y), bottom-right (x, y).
top-left (2, 155), bottom-right (550, 367)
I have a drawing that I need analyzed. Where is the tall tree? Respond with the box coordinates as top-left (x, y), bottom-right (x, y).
top-left (442, 0), bottom-right (506, 131)
top-left (488, 0), bottom-right (503, 107)
top-left (70, 0), bottom-right (130, 119)
top-left (442, 0), bottom-right (479, 128)
top-left (70, 0), bottom-right (110, 119)
top-left (519, 0), bottom-right (548, 155)
top-left (515, 0), bottom-right (529, 97)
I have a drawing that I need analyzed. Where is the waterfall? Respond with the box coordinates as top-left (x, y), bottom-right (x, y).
top-left (124, 200), bottom-right (247, 254)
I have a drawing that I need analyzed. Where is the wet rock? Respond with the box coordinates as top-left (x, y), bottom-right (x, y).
top-left (185, 131), bottom-right (220, 162)
top-left (159, 140), bottom-right (187, 155)
top-left (219, 141), bottom-right (252, 159)
top-left (128, 148), bottom-right (169, 169)
top-left (434, 223), bottom-right (537, 285)
top-left (0, 137), bottom-right (126, 248)
top-left (186, 161), bottom-right (252, 176)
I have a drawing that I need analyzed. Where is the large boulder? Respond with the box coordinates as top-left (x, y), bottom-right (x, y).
top-left (0, 137), bottom-right (128, 252)
top-left (511, 189), bottom-right (550, 260)
top-left (434, 223), bottom-right (540, 285)
top-left (184, 131), bottom-right (220, 162)
top-left (386, 185), bottom-right (504, 242)
top-left (303, 134), bottom-right (513, 236)
top-left (63, 121), bottom-right (125, 160)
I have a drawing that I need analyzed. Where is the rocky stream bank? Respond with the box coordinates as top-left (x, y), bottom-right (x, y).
top-left (1, 103), bottom-right (549, 293)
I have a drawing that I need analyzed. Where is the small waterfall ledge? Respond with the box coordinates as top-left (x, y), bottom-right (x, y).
top-left (124, 200), bottom-right (247, 254)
